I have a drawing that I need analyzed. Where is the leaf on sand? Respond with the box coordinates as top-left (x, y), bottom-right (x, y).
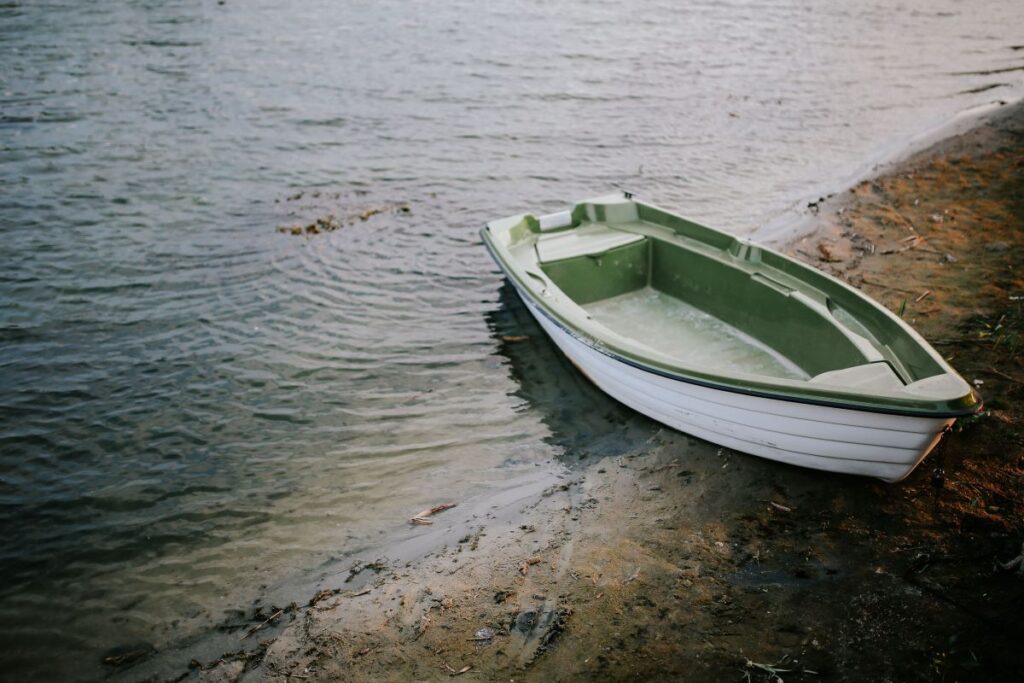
top-left (817, 243), bottom-right (843, 263)
top-left (520, 556), bottom-right (543, 576)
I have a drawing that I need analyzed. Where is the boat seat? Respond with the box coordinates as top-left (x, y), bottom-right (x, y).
top-left (536, 223), bottom-right (645, 263)
top-left (809, 362), bottom-right (905, 391)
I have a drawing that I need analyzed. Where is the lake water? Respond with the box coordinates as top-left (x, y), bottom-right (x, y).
top-left (1, 0), bottom-right (1022, 679)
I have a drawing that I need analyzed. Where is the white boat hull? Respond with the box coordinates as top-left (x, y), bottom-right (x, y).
top-left (521, 298), bottom-right (952, 482)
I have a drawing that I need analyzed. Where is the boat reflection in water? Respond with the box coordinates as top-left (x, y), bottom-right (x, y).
top-left (487, 280), bottom-right (678, 465)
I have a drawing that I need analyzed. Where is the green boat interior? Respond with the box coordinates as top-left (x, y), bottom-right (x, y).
top-left (483, 195), bottom-right (976, 411)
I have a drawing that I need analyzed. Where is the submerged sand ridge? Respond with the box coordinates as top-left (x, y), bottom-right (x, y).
top-left (153, 102), bottom-right (1024, 683)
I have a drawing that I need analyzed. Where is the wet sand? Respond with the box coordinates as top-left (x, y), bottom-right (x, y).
top-left (171, 103), bottom-right (1023, 682)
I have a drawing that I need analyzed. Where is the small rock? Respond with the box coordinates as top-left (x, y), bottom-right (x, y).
top-left (513, 610), bottom-right (537, 634)
top-left (940, 253), bottom-right (958, 264)
top-left (928, 213), bottom-right (944, 224)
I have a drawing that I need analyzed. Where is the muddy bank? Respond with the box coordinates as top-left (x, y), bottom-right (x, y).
top-left (161, 103), bottom-right (1024, 683)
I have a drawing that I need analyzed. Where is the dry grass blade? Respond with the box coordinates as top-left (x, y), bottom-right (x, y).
top-left (443, 663), bottom-right (472, 675)
top-left (241, 608), bottom-right (283, 640)
top-left (881, 234), bottom-right (926, 254)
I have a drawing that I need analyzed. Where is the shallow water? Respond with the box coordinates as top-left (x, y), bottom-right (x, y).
top-left (1, 0), bottom-right (1022, 679)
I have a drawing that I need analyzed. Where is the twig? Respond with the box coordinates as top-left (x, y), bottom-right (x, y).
top-left (914, 290), bottom-right (932, 303)
top-left (744, 655), bottom-right (818, 679)
top-left (968, 367), bottom-right (1024, 385)
top-left (410, 503), bottom-right (457, 525)
top-left (769, 501), bottom-right (792, 513)
top-left (1000, 542), bottom-right (1024, 576)
top-left (880, 235), bottom-right (926, 255)
top-left (891, 210), bottom-right (919, 233)
top-left (745, 658), bottom-right (792, 676)
top-left (855, 277), bottom-right (917, 294)
top-left (902, 573), bottom-right (988, 620)
top-left (241, 608), bottom-right (283, 640)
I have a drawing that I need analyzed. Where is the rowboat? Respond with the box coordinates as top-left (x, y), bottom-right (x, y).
top-left (481, 193), bottom-right (980, 481)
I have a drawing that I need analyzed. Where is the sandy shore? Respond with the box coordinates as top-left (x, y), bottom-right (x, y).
top-left (164, 102), bottom-right (1024, 683)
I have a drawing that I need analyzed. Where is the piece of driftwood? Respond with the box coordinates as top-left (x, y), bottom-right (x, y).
top-left (410, 503), bottom-right (457, 525)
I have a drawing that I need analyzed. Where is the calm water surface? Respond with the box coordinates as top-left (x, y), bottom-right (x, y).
top-left (1, 0), bottom-right (1022, 678)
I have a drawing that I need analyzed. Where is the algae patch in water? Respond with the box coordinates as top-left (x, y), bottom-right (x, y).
top-left (276, 202), bottom-right (412, 237)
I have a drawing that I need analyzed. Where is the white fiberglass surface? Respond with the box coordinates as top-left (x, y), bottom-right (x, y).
top-left (583, 287), bottom-right (809, 381)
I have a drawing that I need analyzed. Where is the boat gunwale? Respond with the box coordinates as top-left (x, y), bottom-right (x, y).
top-left (481, 201), bottom-right (981, 419)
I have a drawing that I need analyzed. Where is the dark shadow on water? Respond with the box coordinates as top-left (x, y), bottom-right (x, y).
top-left (485, 281), bottom-right (661, 465)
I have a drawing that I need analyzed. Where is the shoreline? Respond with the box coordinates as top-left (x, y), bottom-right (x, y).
top-left (140, 103), bottom-right (1022, 682)
top-left (758, 96), bottom-right (1024, 246)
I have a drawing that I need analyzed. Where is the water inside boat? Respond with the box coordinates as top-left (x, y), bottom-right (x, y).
top-left (534, 218), bottom-right (912, 385)
top-left (584, 287), bottom-right (809, 380)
